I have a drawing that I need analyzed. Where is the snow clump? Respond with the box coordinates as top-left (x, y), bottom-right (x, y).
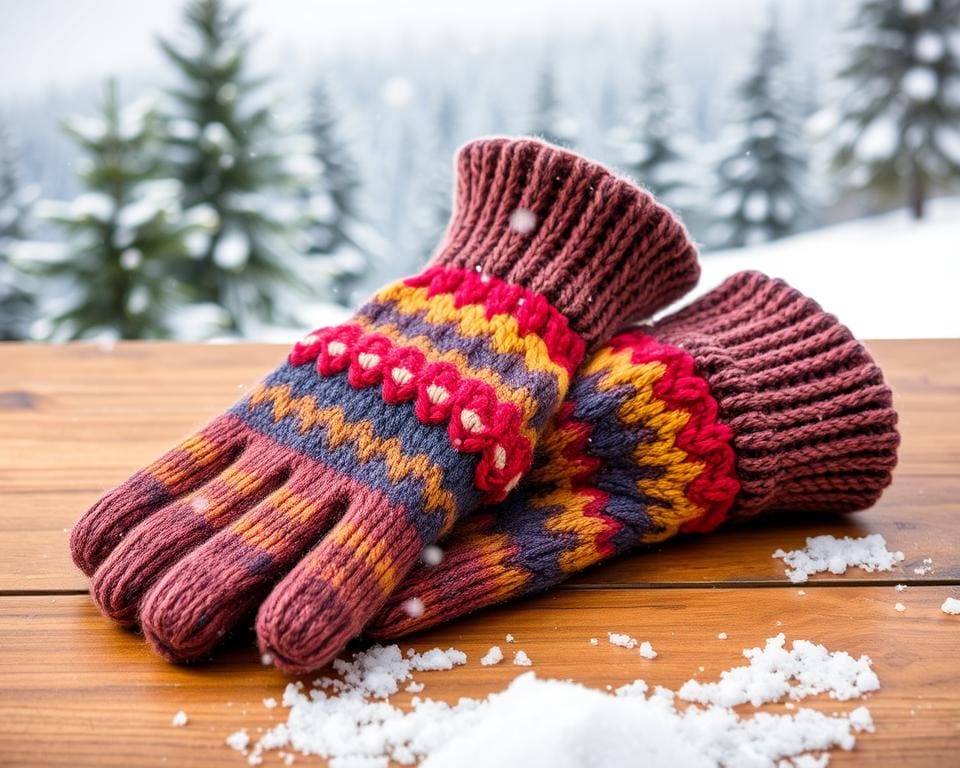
top-left (231, 634), bottom-right (878, 767)
top-left (772, 534), bottom-right (904, 583)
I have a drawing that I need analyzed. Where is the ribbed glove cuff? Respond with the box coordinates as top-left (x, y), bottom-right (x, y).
top-left (652, 271), bottom-right (899, 517)
top-left (431, 137), bottom-right (700, 348)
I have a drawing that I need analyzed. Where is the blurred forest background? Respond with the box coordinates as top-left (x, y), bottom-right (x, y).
top-left (0, 0), bottom-right (958, 341)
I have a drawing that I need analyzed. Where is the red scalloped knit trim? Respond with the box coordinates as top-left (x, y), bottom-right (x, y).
top-left (404, 266), bottom-right (586, 378)
top-left (611, 331), bottom-right (741, 533)
top-left (288, 324), bottom-right (533, 501)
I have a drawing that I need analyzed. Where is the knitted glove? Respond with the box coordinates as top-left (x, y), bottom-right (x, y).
top-left (366, 271), bottom-right (901, 638)
top-left (69, 137), bottom-right (699, 672)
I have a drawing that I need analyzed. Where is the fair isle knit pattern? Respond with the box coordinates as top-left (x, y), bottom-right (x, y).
top-left (69, 136), bottom-right (702, 673)
top-left (368, 271), bottom-right (900, 638)
top-left (368, 331), bottom-right (741, 636)
top-left (81, 267), bottom-right (585, 663)
top-left (286, 265), bottom-right (585, 505)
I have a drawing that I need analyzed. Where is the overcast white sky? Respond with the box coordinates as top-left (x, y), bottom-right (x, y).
top-left (1, 0), bottom-right (795, 99)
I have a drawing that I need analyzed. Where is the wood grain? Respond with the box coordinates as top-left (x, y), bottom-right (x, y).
top-left (0, 340), bottom-right (958, 766)
top-left (1, 588), bottom-right (958, 767)
top-left (1, 340), bottom-right (959, 591)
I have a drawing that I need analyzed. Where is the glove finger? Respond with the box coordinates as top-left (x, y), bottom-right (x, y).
top-left (255, 492), bottom-right (425, 673)
top-left (89, 434), bottom-right (295, 625)
top-left (140, 467), bottom-right (348, 663)
top-left (364, 512), bottom-right (527, 639)
top-left (70, 415), bottom-right (248, 575)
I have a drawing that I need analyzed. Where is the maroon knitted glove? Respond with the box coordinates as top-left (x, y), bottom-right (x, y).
top-left (69, 137), bottom-right (699, 673)
top-left (366, 271), bottom-right (901, 638)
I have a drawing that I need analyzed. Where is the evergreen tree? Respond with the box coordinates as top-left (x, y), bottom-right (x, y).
top-left (710, 17), bottom-right (810, 248)
top-left (528, 65), bottom-right (577, 148)
top-left (411, 164), bottom-right (453, 267)
top-left (411, 90), bottom-right (461, 266)
top-left (302, 81), bottom-right (370, 306)
top-left (434, 88), bottom-right (461, 153)
top-left (615, 30), bottom-right (699, 220)
top-left (833, 0), bottom-right (960, 219)
top-left (0, 119), bottom-right (36, 339)
top-left (159, 0), bottom-right (304, 328)
top-left (39, 81), bottom-right (196, 339)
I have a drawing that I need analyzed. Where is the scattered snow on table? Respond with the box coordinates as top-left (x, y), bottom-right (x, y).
top-left (678, 633), bottom-right (879, 708)
top-left (589, 638), bottom-right (599, 646)
top-left (941, 597), bottom-right (960, 615)
top-left (608, 632), bottom-right (638, 649)
top-left (717, 633), bottom-right (728, 640)
top-left (262, 698), bottom-right (277, 710)
top-left (226, 729), bottom-right (250, 751)
top-left (410, 648), bottom-right (468, 672)
top-left (895, 584), bottom-right (907, 592)
top-left (894, 603), bottom-right (906, 613)
top-left (638, 641), bottom-right (657, 660)
top-left (913, 558), bottom-right (934, 575)
top-left (171, 710), bottom-right (189, 727)
top-left (480, 646), bottom-right (504, 666)
top-left (406, 681), bottom-right (425, 693)
top-left (772, 534), bottom-right (905, 583)
top-left (513, 650), bottom-right (533, 667)
top-left (233, 635), bottom-right (878, 767)
top-left (505, 634), bottom-right (514, 643)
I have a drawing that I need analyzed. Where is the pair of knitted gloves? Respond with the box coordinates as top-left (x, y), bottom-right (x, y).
top-left (70, 138), bottom-right (900, 673)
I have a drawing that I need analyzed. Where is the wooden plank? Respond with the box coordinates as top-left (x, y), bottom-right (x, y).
top-left (0, 342), bottom-right (283, 593)
top-left (1, 340), bottom-right (958, 591)
top-left (0, 588), bottom-right (957, 766)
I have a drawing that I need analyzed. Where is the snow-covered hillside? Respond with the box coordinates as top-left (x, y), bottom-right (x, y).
top-left (673, 197), bottom-right (960, 339)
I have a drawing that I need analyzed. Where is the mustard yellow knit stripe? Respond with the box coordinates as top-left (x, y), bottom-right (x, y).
top-left (319, 515), bottom-right (401, 596)
top-left (354, 314), bottom-right (539, 444)
top-left (247, 384), bottom-right (457, 525)
top-left (230, 485), bottom-right (327, 549)
top-left (533, 347), bottom-right (712, 568)
top-left (536, 489), bottom-right (614, 573)
top-left (373, 282), bottom-right (571, 390)
top-left (149, 434), bottom-right (224, 487)
top-left (460, 528), bottom-right (532, 602)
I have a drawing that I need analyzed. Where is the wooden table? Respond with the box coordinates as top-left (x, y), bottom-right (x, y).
top-left (1, 340), bottom-right (958, 766)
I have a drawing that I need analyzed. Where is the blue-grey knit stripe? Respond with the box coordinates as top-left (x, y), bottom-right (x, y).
top-left (231, 366), bottom-right (483, 535)
top-left (357, 299), bottom-right (560, 431)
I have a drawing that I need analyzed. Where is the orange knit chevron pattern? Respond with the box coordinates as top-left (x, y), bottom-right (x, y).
top-left (367, 331), bottom-right (741, 638)
top-left (247, 383), bottom-right (458, 529)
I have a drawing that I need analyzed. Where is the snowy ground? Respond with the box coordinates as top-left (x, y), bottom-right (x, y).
top-left (672, 197), bottom-right (960, 340)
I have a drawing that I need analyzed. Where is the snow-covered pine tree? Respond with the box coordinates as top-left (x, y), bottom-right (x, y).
top-left (159, 0), bottom-right (304, 328)
top-left (710, 16), bottom-right (810, 248)
top-left (302, 81), bottom-right (370, 306)
top-left (832, 0), bottom-right (960, 219)
top-left (528, 64), bottom-right (577, 148)
top-left (39, 81), bottom-right (196, 340)
top-left (614, 29), bottom-right (700, 224)
top-left (0, 118), bottom-right (36, 339)
top-left (410, 89), bottom-right (460, 266)
top-left (408, 160), bottom-right (453, 269)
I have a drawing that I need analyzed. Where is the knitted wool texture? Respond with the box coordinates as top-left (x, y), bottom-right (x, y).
top-left (367, 271), bottom-right (900, 638)
top-left (68, 137), bottom-right (699, 673)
